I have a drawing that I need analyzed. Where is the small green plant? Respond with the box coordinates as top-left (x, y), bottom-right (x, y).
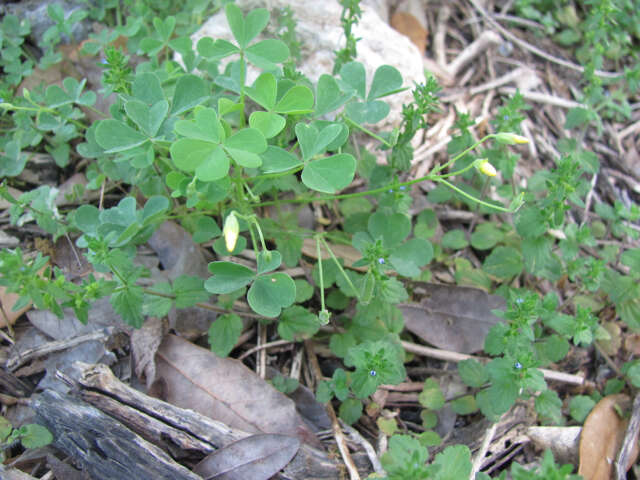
top-left (1, 0), bottom-right (639, 477)
top-left (0, 417), bottom-right (53, 460)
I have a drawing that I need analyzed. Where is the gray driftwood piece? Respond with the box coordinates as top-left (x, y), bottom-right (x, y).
top-left (63, 362), bottom-right (341, 479)
top-left (31, 389), bottom-right (201, 480)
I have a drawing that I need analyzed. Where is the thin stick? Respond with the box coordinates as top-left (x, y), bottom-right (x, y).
top-left (8, 329), bottom-right (113, 371)
top-left (305, 341), bottom-right (361, 480)
top-left (470, 422), bottom-right (498, 479)
top-left (342, 422), bottom-right (384, 475)
top-left (257, 322), bottom-right (267, 379)
top-left (468, 0), bottom-right (622, 79)
top-left (498, 87), bottom-right (585, 109)
top-left (401, 341), bottom-right (594, 387)
top-left (616, 393), bottom-right (640, 480)
top-left (446, 31), bottom-right (502, 77)
top-left (237, 339), bottom-right (293, 361)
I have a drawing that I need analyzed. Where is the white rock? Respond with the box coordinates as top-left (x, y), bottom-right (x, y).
top-left (191, 0), bottom-right (425, 129)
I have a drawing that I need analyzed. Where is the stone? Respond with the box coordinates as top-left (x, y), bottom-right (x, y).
top-left (191, 0), bottom-right (425, 129)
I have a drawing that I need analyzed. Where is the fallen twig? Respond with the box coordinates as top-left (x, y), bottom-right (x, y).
top-left (306, 341), bottom-right (361, 480)
top-left (401, 340), bottom-right (595, 388)
top-left (616, 393), bottom-right (640, 480)
top-left (468, 0), bottom-right (622, 79)
top-left (470, 422), bottom-right (498, 479)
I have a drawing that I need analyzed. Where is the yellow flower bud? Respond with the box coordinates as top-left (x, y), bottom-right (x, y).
top-left (223, 212), bottom-right (239, 252)
top-left (495, 132), bottom-right (529, 144)
top-left (475, 159), bottom-right (497, 177)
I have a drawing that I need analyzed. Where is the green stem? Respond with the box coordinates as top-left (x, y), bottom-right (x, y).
top-left (431, 134), bottom-right (492, 175)
top-left (320, 236), bottom-right (360, 299)
top-left (434, 178), bottom-right (511, 213)
top-left (315, 236), bottom-right (327, 312)
top-left (343, 115), bottom-right (392, 147)
top-left (143, 288), bottom-right (266, 319)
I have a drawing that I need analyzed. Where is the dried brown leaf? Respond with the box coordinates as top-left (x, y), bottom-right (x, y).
top-left (391, 11), bottom-right (428, 52)
top-left (154, 335), bottom-right (320, 447)
top-left (193, 434), bottom-right (300, 480)
top-left (578, 394), bottom-right (639, 479)
top-left (399, 283), bottom-right (505, 353)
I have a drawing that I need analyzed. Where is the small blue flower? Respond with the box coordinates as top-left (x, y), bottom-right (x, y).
top-left (503, 115), bottom-right (509, 121)
top-left (388, 189), bottom-right (394, 193)
top-left (100, 58), bottom-right (108, 64)
top-left (399, 185), bottom-right (407, 191)
top-left (377, 257), bottom-right (385, 265)
top-left (0, 98), bottom-right (4, 103)
top-left (514, 362), bottom-right (523, 370)
top-left (515, 297), bottom-right (524, 304)
top-left (369, 369), bottom-right (377, 376)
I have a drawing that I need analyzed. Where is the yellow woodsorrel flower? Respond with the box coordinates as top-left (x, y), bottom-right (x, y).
top-left (223, 212), bottom-right (239, 252)
top-left (495, 132), bottom-right (529, 144)
top-left (475, 158), bottom-right (497, 177)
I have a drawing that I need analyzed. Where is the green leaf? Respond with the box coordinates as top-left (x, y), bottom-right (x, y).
top-left (483, 246), bottom-right (524, 280)
top-left (345, 100), bottom-right (389, 125)
top-left (450, 395), bottom-right (478, 415)
top-left (143, 282), bottom-right (173, 317)
top-left (242, 7), bottom-right (269, 47)
top-left (170, 140), bottom-right (229, 180)
top-left (208, 313), bottom-right (243, 357)
top-left (249, 111), bottom-right (286, 139)
top-left (111, 284), bottom-right (144, 328)
top-left (174, 107), bottom-right (223, 142)
top-left (213, 235), bottom-right (247, 256)
top-left (621, 248), bottom-right (640, 271)
top-left (278, 305), bottom-right (319, 341)
top-left (295, 123), bottom-right (342, 161)
top-left (389, 238), bottom-right (433, 277)
top-left (247, 272), bottom-right (296, 317)
top-left (432, 445), bottom-right (471, 480)
top-left (245, 39), bottom-right (290, 70)
top-left (339, 398), bottom-right (363, 425)
top-left (192, 216), bottom-right (221, 243)
top-left (132, 72), bottom-right (164, 105)
top-left (19, 424), bottom-right (53, 449)
top-left (294, 279), bottom-right (314, 303)
top-left (225, 148), bottom-right (262, 168)
top-left (368, 212), bottom-right (411, 248)
top-left (171, 74), bottom-right (209, 115)
top-left (441, 229), bottom-right (469, 250)
top-left (141, 196), bottom-right (169, 224)
top-left (245, 72), bottom-right (277, 110)
top-left (301, 153), bottom-right (356, 193)
top-left (196, 37), bottom-right (239, 59)
top-left (224, 127), bottom-right (267, 153)
top-left (419, 378), bottom-right (445, 410)
top-left (153, 16), bottom-right (176, 41)
top-left (367, 65), bottom-right (404, 100)
top-left (274, 85), bottom-right (314, 114)
top-left (569, 395), bottom-right (595, 423)
top-left (535, 390), bottom-right (563, 424)
top-left (565, 107), bottom-right (592, 129)
top-left (470, 223), bottom-right (504, 250)
top-left (340, 61), bottom-right (366, 99)
top-left (75, 204), bottom-right (100, 234)
top-left (260, 146), bottom-right (302, 173)
top-left (225, 3), bottom-right (247, 47)
top-left (514, 207), bottom-right (547, 238)
top-left (95, 119), bottom-right (147, 153)
top-left (205, 261), bottom-right (255, 294)
top-left (174, 275), bottom-right (209, 308)
top-left (458, 359), bottom-right (488, 388)
top-left (257, 250), bottom-right (282, 274)
top-left (0, 417), bottom-right (11, 442)
top-left (315, 74), bottom-right (352, 116)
